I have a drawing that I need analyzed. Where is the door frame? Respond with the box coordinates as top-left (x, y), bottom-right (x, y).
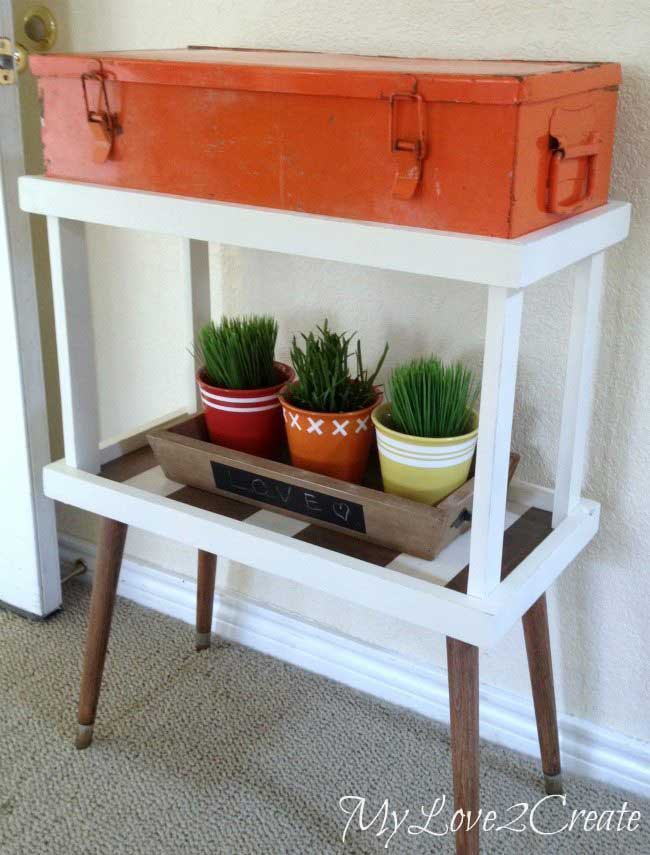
top-left (0, 0), bottom-right (60, 617)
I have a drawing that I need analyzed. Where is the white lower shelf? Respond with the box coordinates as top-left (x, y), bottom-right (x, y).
top-left (44, 447), bottom-right (599, 648)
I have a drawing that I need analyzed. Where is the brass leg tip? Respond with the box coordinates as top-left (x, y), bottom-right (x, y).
top-left (544, 773), bottom-right (564, 796)
top-left (75, 724), bottom-right (94, 750)
top-left (195, 631), bottom-right (211, 651)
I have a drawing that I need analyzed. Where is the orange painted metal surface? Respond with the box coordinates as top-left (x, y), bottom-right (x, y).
top-left (30, 49), bottom-right (621, 237)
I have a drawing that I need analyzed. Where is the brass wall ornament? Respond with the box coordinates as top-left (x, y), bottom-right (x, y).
top-left (23, 6), bottom-right (57, 53)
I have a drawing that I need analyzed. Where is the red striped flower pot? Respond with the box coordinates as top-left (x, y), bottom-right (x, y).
top-left (197, 362), bottom-right (294, 458)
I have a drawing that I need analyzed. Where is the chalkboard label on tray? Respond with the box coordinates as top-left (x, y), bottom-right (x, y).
top-left (211, 462), bottom-right (366, 533)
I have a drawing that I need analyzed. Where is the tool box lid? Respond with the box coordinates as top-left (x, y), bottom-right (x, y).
top-left (30, 48), bottom-right (621, 105)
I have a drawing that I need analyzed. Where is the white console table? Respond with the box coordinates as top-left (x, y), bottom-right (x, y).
top-left (19, 175), bottom-right (630, 855)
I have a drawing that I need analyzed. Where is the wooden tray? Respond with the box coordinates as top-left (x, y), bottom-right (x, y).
top-left (148, 414), bottom-right (519, 560)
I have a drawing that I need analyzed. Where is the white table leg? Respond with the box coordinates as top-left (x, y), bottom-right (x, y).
top-left (468, 286), bottom-right (523, 598)
top-left (180, 239), bottom-right (211, 413)
top-left (552, 253), bottom-right (604, 527)
top-left (47, 216), bottom-right (100, 473)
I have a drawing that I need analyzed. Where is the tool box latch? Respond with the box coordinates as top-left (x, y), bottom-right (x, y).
top-left (81, 68), bottom-right (120, 164)
top-left (389, 92), bottom-right (426, 200)
top-left (547, 106), bottom-right (601, 214)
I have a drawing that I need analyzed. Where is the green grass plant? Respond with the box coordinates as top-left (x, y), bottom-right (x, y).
top-left (389, 356), bottom-right (479, 438)
top-left (287, 320), bottom-right (388, 413)
top-left (197, 315), bottom-right (278, 390)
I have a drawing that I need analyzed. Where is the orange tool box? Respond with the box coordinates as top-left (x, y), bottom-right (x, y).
top-left (30, 49), bottom-right (621, 238)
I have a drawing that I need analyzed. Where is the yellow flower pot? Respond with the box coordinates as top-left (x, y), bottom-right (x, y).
top-left (372, 403), bottom-right (479, 505)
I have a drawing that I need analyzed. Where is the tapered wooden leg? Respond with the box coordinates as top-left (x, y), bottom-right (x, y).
top-left (76, 517), bottom-right (127, 749)
top-left (195, 550), bottom-right (217, 651)
top-left (523, 593), bottom-right (563, 795)
top-left (447, 637), bottom-right (479, 855)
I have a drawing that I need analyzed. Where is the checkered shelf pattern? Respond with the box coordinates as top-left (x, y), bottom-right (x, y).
top-left (100, 446), bottom-right (551, 595)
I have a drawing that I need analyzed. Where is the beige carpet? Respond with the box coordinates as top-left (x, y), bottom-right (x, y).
top-left (0, 580), bottom-right (647, 854)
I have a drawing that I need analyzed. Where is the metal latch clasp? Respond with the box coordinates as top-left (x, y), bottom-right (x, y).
top-left (389, 92), bottom-right (426, 200)
top-left (81, 69), bottom-right (119, 163)
top-left (547, 105), bottom-right (600, 214)
top-left (548, 139), bottom-right (600, 214)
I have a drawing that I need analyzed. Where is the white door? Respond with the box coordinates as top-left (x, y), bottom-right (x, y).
top-left (0, 0), bottom-right (60, 616)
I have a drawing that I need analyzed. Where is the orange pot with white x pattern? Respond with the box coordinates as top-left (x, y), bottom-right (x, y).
top-left (279, 391), bottom-right (382, 484)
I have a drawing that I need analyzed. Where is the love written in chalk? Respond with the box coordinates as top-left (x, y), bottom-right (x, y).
top-left (211, 462), bottom-right (366, 533)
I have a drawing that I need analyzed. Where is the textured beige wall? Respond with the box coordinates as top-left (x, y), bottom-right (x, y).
top-left (22, 1), bottom-right (650, 742)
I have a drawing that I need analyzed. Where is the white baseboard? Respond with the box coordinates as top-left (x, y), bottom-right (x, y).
top-left (59, 533), bottom-right (650, 799)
